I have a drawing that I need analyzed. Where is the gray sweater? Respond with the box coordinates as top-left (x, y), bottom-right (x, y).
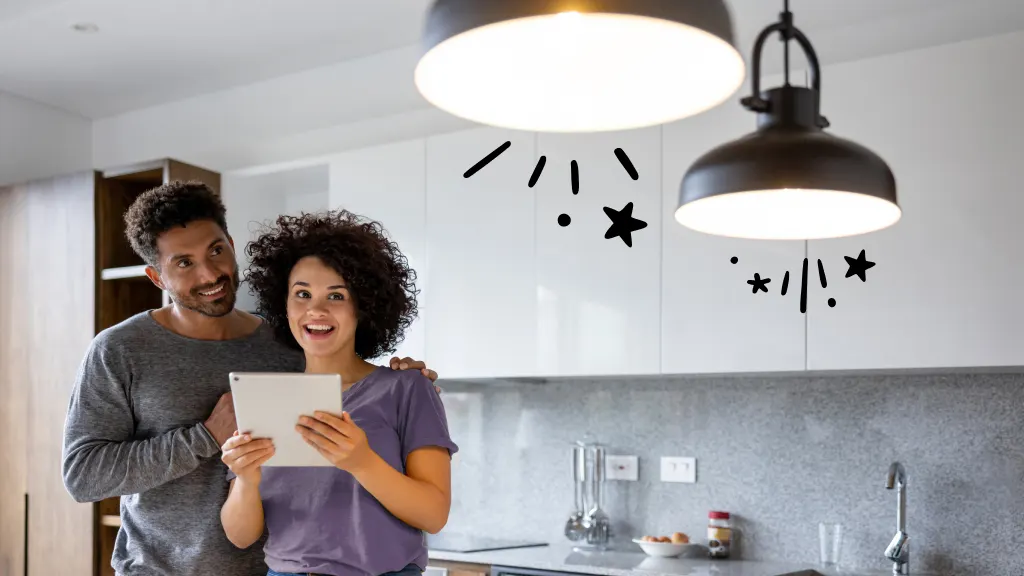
top-left (61, 311), bottom-right (303, 576)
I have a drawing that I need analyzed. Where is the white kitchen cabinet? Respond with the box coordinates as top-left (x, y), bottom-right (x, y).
top-left (806, 60), bottom-right (1024, 370)
top-left (660, 105), bottom-right (806, 374)
top-left (425, 127), bottom-right (538, 379)
top-left (534, 127), bottom-right (662, 376)
top-left (329, 139), bottom-right (427, 364)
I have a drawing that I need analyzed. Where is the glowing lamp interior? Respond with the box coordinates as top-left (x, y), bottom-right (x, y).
top-left (674, 188), bottom-right (903, 240)
top-left (415, 12), bottom-right (746, 132)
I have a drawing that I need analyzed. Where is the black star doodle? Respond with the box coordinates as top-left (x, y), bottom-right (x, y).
top-left (602, 202), bottom-right (647, 247)
top-left (747, 273), bottom-right (770, 293)
top-left (731, 249), bottom-right (878, 313)
top-left (844, 249), bottom-right (876, 282)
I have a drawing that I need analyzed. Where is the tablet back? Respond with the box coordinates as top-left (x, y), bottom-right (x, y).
top-left (229, 372), bottom-right (342, 467)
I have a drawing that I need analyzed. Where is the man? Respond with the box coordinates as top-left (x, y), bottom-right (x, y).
top-left (61, 180), bottom-right (442, 576)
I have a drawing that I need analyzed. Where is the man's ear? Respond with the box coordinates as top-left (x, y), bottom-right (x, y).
top-left (144, 265), bottom-right (165, 291)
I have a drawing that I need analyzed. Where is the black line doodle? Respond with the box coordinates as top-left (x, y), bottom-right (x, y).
top-left (732, 251), bottom-right (877, 313)
top-left (528, 156), bottom-right (546, 188)
top-left (464, 141), bottom-right (511, 178)
top-left (614, 148), bottom-right (638, 180)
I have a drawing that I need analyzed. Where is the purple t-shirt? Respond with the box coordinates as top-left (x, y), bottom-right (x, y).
top-left (235, 366), bottom-right (458, 576)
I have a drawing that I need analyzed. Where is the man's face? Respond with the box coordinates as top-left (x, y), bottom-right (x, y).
top-left (151, 220), bottom-right (239, 317)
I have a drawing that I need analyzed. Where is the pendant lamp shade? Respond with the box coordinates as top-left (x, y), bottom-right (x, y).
top-left (414, 0), bottom-right (746, 132)
top-left (676, 5), bottom-right (900, 240)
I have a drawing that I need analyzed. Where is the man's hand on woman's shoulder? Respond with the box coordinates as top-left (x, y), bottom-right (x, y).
top-left (388, 356), bottom-right (442, 396)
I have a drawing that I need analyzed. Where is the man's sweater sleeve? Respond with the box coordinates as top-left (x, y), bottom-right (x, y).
top-left (61, 339), bottom-right (221, 503)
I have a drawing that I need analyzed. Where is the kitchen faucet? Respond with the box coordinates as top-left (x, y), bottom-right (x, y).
top-left (883, 462), bottom-right (909, 575)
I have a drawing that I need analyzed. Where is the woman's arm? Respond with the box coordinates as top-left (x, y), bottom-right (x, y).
top-left (221, 478), bottom-right (267, 547)
top-left (352, 446), bottom-right (451, 533)
top-left (219, 432), bottom-right (274, 548)
top-left (298, 412), bottom-right (452, 534)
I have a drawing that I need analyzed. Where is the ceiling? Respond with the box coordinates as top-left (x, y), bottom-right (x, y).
top-left (2, 0), bottom-right (1024, 120)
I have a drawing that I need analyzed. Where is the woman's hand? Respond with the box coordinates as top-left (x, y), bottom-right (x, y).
top-left (221, 431), bottom-right (275, 486)
top-left (296, 411), bottom-right (376, 473)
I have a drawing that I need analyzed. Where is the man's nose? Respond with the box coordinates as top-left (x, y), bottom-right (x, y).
top-left (196, 260), bottom-right (220, 285)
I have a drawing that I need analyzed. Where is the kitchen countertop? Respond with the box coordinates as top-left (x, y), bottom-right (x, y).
top-left (428, 543), bottom-right (923, 576)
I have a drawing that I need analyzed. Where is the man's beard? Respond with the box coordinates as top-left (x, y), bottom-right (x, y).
top-left (167, 266), bottom-right (240, 318)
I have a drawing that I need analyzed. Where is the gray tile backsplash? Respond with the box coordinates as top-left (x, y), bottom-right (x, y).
top-left (436, 371), bottom-right (1024, 576)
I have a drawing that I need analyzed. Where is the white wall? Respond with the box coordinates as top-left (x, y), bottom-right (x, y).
top-left (0, 91), bottom-right (91, 187)
top-left (92, 45), bottom-right (475, 175)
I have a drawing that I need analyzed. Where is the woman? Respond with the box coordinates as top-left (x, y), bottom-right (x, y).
top-left (218, 210), bottom-right (458, 576)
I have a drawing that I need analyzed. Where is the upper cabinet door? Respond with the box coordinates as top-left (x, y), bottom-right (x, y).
top-left (535, 127), bottom-right (661, 376)
top-left (425, 127), bottom-right (538, 379)
top-left (329, 140), bottom-right (427, 365)
top-left (807, 61), bottom-right (1024, 370)
top-left (661, 107), bottom-right (806, 374)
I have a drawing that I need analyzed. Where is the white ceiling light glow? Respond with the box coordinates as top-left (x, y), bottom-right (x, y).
top-left (414, 1), bottom-right (745, 133)
top-left (675, 188), bottom-right (903, 240)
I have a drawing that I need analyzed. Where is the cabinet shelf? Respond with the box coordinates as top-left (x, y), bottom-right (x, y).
top-left (100, 515), bottom-right (121, 528)
top-left (100, 265), bottom-right (148, 280)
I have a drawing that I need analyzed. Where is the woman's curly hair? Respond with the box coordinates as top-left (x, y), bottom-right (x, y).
top-left (244, 209), bottom-right (419, 359)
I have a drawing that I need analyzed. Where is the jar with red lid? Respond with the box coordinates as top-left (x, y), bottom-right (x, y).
top-left (707, 511), bottom-right (731, 558)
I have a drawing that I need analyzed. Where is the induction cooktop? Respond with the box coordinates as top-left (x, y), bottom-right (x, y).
top-left (426, 533), bottom-right (549, 553)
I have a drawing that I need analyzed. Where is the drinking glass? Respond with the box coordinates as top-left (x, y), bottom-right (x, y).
top-left (818, 522), bottom-right (843, 569)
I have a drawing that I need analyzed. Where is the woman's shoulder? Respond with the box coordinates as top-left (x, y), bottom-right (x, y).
top-left (367, 365), bottom-right (435, 394)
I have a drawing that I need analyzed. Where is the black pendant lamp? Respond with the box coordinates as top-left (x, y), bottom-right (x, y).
top-left (676, 1), bottom-right (900, 240)
top-left (414, 0), bottom-right (746, 133)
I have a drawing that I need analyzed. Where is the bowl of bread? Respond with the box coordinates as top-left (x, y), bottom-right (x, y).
top-left (632, 532), bottom-right (694, 557)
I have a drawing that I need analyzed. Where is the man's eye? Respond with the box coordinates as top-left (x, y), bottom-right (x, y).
top-left (177, 259), bottom-right (191, 268)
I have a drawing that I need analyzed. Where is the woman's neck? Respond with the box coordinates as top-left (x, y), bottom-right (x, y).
top-left (304, 352), bottom-right (377, 389)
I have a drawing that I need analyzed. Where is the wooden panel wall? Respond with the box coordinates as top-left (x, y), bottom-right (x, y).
top-left (0, 184), bottom-right (29, 576)
top-left (24, 172), bottom-right (97, 576)
top-left (1, 171), bottom-right (96, 576)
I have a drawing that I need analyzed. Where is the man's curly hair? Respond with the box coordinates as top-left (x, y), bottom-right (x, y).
top-left (124, 180), bottom-right (229, 267)
top-left (244, 210), bottom-right (419, 358)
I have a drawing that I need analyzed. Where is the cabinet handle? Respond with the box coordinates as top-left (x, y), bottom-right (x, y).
top-left (23, 493), bottom-right (28, 576)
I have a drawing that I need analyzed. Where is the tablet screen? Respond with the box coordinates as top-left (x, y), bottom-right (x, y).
top-left (229, 372), bottom-right (342, 467)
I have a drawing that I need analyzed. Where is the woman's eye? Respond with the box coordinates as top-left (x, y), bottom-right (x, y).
top-left (328, 293), bottom-right (345, 301)
top-left (296, 290), bottom-right (311, 299)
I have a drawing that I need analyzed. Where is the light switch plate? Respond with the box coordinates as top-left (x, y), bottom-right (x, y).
top-left (605, 455), bottom-right (639, 481)
top-left (660, 456), bottom-right (696, 483)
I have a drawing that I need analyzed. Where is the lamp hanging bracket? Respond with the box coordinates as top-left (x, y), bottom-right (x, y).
top-left (739, 1), bottom-right (828, 128)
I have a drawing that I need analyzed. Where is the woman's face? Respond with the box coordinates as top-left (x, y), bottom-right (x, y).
top-left (286, 256), bottom-right (358, 360)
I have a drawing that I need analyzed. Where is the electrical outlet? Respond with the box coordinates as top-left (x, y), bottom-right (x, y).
top-left (660, 456), bottom-right (696, 483)
top-left (605, 455), bottom-right (639, 481)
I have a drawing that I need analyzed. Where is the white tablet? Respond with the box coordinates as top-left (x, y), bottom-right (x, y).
top-left (229, 372), bottom-right (343, 467)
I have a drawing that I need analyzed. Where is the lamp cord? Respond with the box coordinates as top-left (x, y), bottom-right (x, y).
top-left (782, 0), bottom-right (792, 86)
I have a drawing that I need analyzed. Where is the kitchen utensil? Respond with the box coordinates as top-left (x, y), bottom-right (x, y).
top-left (581, 443), bottom-right (612, 549)
top-left (563, 445), bottom-right (586, 541)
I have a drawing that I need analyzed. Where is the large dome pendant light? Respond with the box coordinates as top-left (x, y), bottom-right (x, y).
top-left (675, 1), bottom-right (901, 240)
top-left (414, 0), bottom-right (747, 133)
